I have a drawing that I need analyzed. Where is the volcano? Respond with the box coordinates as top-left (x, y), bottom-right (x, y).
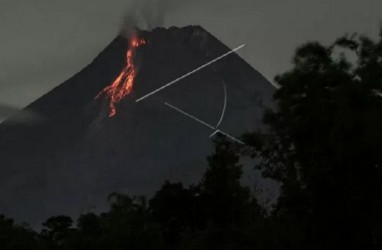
top-left (0, 25), bottom-right (274, 226)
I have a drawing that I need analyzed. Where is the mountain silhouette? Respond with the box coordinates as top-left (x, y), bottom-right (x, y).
top-left (0, 25), bottom-right (274, 226)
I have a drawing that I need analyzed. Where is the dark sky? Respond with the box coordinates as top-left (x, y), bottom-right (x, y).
top-left (0, 0), bottom-right (381, 109)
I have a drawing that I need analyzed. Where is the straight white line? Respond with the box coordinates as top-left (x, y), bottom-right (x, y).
top-left (164, 102), bottom-right (245, 145)
top-left (164, 102), bottom-right (215, 130)
top-left (216, 130), bottom-right (245, 145)
top-left (135, 44), bottom-right (245, 102)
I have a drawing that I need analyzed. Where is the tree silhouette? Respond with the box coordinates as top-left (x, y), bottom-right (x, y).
top-left (0, 215), bottom-right (38, 250)
top-left (200, 137), bottom-right (252, 228)
top-left (103, 193), bottom-right (164, 250)
top-left (181, 137), bottom-right (265, 250)
top-left (72, 213), bottom-right (103, 250)
top-left (149, 181), bottom-right (196, 248)
top-left (244, 28), bottom-right (382, 249)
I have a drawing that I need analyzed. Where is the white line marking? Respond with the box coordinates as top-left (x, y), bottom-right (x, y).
top-left (215, 130), bottom-right (245, 145)
top-left (164, 102), bottom-right (215, 130)
top-left (135, 44), bottom-right (245, 102)
top-left (164, 102), bottom-right (244, 145)
top-left (215, 81), bottom-right (227, 128)
top-left (209, 130), bottom-right (219, 138)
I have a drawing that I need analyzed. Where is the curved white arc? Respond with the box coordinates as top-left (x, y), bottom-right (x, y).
top-left (215, 80), bottom-right (227, 128)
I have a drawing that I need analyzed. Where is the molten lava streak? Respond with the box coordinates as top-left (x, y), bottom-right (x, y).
top-left (96, 37), bottom-right (146, 117)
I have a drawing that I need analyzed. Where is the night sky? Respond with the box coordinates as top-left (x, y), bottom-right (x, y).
top-left (0, 0), bottom-right (381, 109)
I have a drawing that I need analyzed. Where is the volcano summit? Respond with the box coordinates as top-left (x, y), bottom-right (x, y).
top-left (0, 25), bottom-right (274, 226)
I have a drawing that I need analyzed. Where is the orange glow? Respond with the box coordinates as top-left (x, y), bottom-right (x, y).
top-left (96, 37), bottom-right (146, 117)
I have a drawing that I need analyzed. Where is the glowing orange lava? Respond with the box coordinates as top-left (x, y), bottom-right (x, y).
top-left (96, 37), bottom-right (146, 117)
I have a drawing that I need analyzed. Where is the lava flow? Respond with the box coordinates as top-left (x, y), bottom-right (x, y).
top-left (95, 37), bottom-right (146, 117)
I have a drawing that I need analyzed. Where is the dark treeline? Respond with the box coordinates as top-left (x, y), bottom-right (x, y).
top-left (1, 29), bottom-right (382, 249)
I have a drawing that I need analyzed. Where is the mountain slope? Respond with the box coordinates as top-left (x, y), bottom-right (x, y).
top-left (0, 25), bottom-right (274, 226)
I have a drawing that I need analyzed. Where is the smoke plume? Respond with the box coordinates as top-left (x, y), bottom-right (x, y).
top-left (121, 0), bottom-right (200, 35)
